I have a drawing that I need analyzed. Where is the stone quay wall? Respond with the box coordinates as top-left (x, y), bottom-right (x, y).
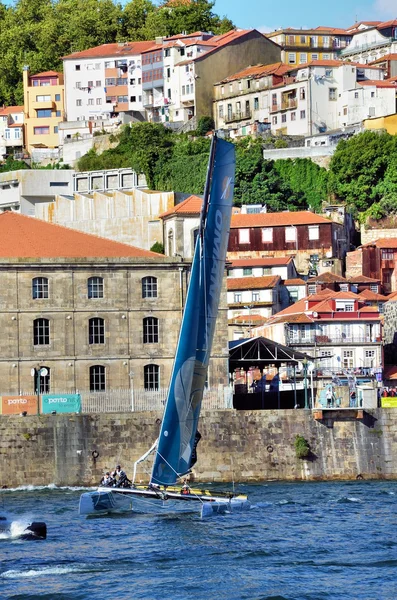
top-left (1, 408), bottom-right (397, 487)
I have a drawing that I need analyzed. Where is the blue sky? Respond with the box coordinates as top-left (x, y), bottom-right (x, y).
top-left (213, 0), bottom-right (396, 31)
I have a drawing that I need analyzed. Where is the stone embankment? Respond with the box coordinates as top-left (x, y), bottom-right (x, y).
top-left (1, 409), bottom-right (396, 487)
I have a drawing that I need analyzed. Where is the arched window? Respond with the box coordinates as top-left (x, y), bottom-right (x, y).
top-left (168, 229), bottom-right (174, 257)
top-left (143, 317), bottom-right (158, 343)
top-left (89, 317), bottom-right (105, 344)
top-left (88, 276), bottom-right (104, 299)
top-left (144, 364), bottom-right (159, 390)
top-left (36, 366), bottom-right (50, 394)
top-left (142, 276), bottom-right (157, 298)
top-left (32, 277), bottom-right (49, 299)
top-left (90, 365), bottom-right (106, 391)
top-left (33, 318), bottom-right (50, 345)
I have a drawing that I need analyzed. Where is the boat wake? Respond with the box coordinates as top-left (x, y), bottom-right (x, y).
top-left (1, 565), bottom-right (94, 578)
top-left (0, 483), bottom-right (94, 493)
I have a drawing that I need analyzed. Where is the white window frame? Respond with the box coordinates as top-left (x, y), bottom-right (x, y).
top-left (308, 225), bottom-right (319, 240)
top-left (262, 228), bottom-right (273, 243)
top-left (285, 226), bottom-right (297, 243)
top-left (238, 229), bottom-right (250, 244)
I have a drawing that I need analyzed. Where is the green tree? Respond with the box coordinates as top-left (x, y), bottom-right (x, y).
top-left (329, 130), bottom-right (397, 213)
top-left (144, 0), bottom-right (234, 38)
top-left (121, 0), bottom-right (156, 41)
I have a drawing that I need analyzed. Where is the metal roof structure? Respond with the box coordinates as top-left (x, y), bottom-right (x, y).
top-left (229, 336), bottom-right (313, 371)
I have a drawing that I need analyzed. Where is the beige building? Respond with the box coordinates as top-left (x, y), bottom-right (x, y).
top-left (0, 212), bottom-right (229, 395)
top-left (23, 68), bottom-right (65, 159)
top-left (266, 27), bottom-right (352, 65)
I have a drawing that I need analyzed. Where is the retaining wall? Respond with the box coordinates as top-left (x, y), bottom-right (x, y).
top-left (1, 409), bottom-right (396, 487)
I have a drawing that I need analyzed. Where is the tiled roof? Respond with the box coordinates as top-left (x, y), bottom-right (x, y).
top-left (62, 41), bottom-right (155, 60)
top-left (307, 271), bottom-right (347, 283)
top-left (227, 275), bottom-right (280, 291)
top-left (363, 238), bottom-right (397, 249)
top-left (229, 314), bottom-right (267, 323)
top-left (289, 60), bottom-right (382, 71)
top-left (359, 80), bottom-right (397, 88)
top-left (267, 313), bottom-right (314, 325)
top-left (166, 31), bottom-right (208, 40)
top-left (370, 54), bottom-right (397, 64)
top-left (31, 71), bottom-right (61, 77)
top-left (310, 299), bottom-right (333, 312)
top-left (378, 19), bottom-right (397, 28)
top-left (358, 306), bottom-right (380, 313)
top-left (229, 257), bottom-right (292, 267)
top-left (218, 62), bottom-right (289, 83)
top-left (0, 212), bottom-right (164, 259)
top-left (284, 278), bottom-right (306, 285)
top-left (230, 210), bottom-right (332, 228)
top-left (0, 105), bottom-right (24, 116)
top-left (159, 195), bottom-right (202, 218)
top-left (194, 29), bottom-right (260, 61)
top-left (358, 289), bottom-right (388, 301)
top-left (348, 274), bottom-right (380, 283)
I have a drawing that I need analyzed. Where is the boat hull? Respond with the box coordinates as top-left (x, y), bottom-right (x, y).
top-left (79, 486), bottom-right (250, 517)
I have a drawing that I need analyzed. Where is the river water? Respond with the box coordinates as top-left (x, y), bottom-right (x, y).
top-left (1, 480), bottom-right (396, 600)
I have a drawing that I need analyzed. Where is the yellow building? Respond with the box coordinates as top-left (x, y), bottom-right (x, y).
top-left (23, 67), bottom-right (65, 156)
top-left (266, 27), bottom-right (352, 66)
top-left (364, 113), bottom-right (397, 135)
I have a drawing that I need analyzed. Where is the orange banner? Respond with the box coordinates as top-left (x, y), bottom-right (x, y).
top-left (1, 395), bottom-right (38, 415)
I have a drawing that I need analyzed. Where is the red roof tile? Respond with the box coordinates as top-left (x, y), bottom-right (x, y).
top-left (229, 257), bottom-right (292, 267)
top-left (359, 80), bottom-right (397, 88)
top-left (31, 71), bottom-right (61, 78)
top-left (384, 365), bottom-right (397, 380)
top-left (218, 62), bottom-right (289, 83)
top-left (160, 195), bottom-right (202, 218)
top-left (0, 105), bottom-right (24, 116)
top-left (0, 213), bottom-right (164, 259)
top-left (363, 238), bottom-right (397, 249)
top-left (230, 210), bottom-right (332, 228)
top-left (284, 278), bottom-right (306, 285)
top-left (227, 275), bottom-right (280, 291)
top-left (63, 41), bottom-right (155, 60)
top-left (358, 289), bottom-right (388, 301)
top-left (370, 54), bottom-right (397, 64)
top-left (194, 29), bottom-right (264, 62)
top-left (348, 274), bottom-right (380, 283)
top-left (307, 271), bottom-right (347, 283)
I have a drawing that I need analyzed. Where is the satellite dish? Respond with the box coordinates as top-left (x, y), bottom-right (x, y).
top-left (326, 251), bottom-right (332, 258)
top-left (308, 363), bottom-right (315, 373)
top-left (40, 368), bottom-right (48, 377)
top-left (30, 368), bottom-right (36, 377)
top-left (312, 311), bottom-right (318, 317)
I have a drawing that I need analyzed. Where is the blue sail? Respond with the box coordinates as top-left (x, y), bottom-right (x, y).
top-left (151, 137), bottom-right (235, 485)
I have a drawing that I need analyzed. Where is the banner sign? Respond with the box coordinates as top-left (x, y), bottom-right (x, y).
top-left (381, 397), bottom-right (397, 408)
top-left (41, 394), bottom-right (81, 414)
top-left (1, 395), bottom-right (38, 415)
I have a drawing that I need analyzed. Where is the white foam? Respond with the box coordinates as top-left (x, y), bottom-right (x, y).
top-left (0, 484), bottom-right (94, 493)
top-left (2, 566), bottom-right (82, 579)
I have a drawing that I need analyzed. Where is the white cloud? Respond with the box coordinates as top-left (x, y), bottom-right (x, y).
top-left (374, 0), bottom-right (397, 18)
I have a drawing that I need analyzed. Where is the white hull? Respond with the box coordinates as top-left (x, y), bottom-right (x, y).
top-left (79, 486), bottom-right (250, 518)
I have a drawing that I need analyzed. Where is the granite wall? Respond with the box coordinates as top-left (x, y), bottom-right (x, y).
top-left (1, 408), bottom-right (396, 487)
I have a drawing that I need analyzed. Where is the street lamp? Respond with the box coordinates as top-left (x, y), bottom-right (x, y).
top-left (244, 304), bottom-right (254, 338)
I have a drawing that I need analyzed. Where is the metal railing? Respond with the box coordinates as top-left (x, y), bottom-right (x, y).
top-left (341, 37), bottom-right (393, 55)
top-left (287, 334), bottom-right (381, 345)
top-left (225, 110), bottom-right (251, 123)
top-left (270, 98), bottom-right (297, 112)
top-left (5, 386), bottom-right (233, 414)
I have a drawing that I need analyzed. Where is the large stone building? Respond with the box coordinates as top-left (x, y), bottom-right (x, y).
top-left (0, 212), bottom-right (228, 395)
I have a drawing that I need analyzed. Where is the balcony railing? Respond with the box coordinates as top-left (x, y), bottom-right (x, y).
top-left (341, 37), bottom-right (393, 55)
top-left (313, 367), bottom-right (380, 378)
top-left (287, 334), bottom-right (382, 345)
top-left (225, 110), bottom-right (251, 123)
top-left (270, 98), bottom-right (297, 113)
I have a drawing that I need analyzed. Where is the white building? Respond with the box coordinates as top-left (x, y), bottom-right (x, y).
top-left (341, 20), bottom-right (397, 64)
top-left (62, 41), bottom-right (154, 123)
top-left (253, 289), bottom-right (383, 382)
top-left (214, 60), bottom-right (387, 137)
top-left (0, 106), bottom-right (24, 159)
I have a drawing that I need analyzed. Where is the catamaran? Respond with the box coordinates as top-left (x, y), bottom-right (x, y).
top-left (79, 135), bottom-right (250, 518)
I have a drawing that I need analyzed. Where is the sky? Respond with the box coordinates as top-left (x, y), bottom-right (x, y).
top-left (213, 0), bottom-right (397, 31)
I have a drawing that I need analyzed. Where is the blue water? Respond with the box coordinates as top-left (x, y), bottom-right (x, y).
top-left (1, 480), bottom-right (396, 600)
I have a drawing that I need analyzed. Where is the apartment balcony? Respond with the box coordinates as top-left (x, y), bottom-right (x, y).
top-left (287, 334), bottom-right (382, 345)
top-left (314, 367), bottom-right (380, 378)
top-left (31, 100), bottom-right (56, 110)
top-left (270, 99), bottom-right (297, 113)
top-left (341, 37), bottom-right (393, 56)
top-left (225, 110), bottom-right (252, 124)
